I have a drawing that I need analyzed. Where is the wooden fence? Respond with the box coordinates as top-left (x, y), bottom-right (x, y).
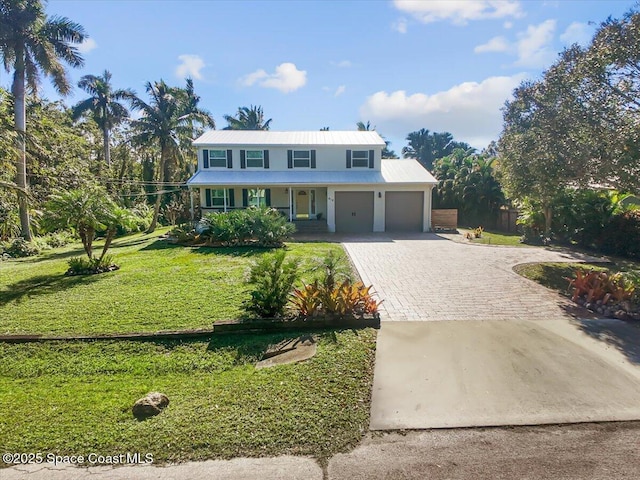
top-left (431, 209), bottom-right (458, 231)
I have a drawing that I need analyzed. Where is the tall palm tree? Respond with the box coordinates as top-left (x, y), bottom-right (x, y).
top-left (130, 79), bottom-right (214, 232)
top-left (223, 105), bottom-right (271, 130)
top-left (72, 70), bottom-right (134, 167)
top-left (0, 0), bottom-right (86, 240)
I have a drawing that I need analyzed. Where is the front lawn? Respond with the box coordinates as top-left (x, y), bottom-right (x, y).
top-left (459, 228), bottom-right (525, 246)
top-left (0, 230), bottom-right (344, 336)
top-left (0, 328), bottom-right (377, 464)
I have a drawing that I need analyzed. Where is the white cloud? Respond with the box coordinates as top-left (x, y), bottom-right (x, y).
top-left (359, 74), bottom-right (526, 149)
top-left (175, 54), bottom-right (205, 80)
top-left (474, 36), bottom-right (510, 53)
top-left (560, 21), bottom-right (591, 46)
top-left (240, 62), bottom-right (307, 93)
top-left (392, 18), bottom-right (408, 33)
top-left (515, 19), bottom-right (556, 67)
top-left (76, 38), bottom-right (97, 54)
top-left (334, 85), bottom-right (346, 97)
top-left (331, 60), bottom-right (352, 68)
top-left (504, 21), bottom-right (514, 29)
top-left (393, 0), bottom-right (523, 25)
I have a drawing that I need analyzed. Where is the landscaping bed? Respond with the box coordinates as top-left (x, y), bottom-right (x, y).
top-left (514, 261), bottom-right (640, 320)
top-left (0, 328), bottom-right (377, 465)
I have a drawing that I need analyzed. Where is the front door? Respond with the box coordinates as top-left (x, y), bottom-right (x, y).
top-left (295, 189), bottom-right (316, 219)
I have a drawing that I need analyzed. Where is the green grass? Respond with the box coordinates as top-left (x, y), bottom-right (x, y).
top-left (0, 230), bottom-right (345, 335)
top-left (0, 328), bottom-right (377, 464)
top-left (459, 228), bottom-right (525, 246)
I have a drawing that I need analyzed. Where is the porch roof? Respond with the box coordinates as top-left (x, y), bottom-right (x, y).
top-left (186, 159), bottom-right (437, 186)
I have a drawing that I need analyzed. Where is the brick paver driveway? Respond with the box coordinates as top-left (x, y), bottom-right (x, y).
top-left (342, 233), bottom-right (602, 321)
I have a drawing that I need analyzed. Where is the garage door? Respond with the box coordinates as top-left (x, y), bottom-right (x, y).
top-left (385, 191), bottom-right (424, 232)
top-left (335, 191), bottom-right (374, 233)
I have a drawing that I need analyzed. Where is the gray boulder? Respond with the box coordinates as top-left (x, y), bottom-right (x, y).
top-left (132, 392), bottom-right (170, 419)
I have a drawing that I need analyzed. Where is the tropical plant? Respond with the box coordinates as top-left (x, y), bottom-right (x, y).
top-left (433, 149), bottom-right (504, 225)
top-left (0, 0), bottom-right (87, 240)
top-left (224, 105), bottom-right (272, 130)
top-left (72, 70), bottom-right (135, 166)
top-left (130, 79), bottom-right (214, 232)
top-left (245, 250), bottom-right (299, 318)
top-left (198, 207), bottom-right (295, 247)
top-left (403, 129), bottom-right (471, 171)
top-left (44, 185), bottom-right (140, 269)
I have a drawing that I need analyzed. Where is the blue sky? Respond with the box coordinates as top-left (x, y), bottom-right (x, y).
top-left (2, 0), bottom-right (635, 153)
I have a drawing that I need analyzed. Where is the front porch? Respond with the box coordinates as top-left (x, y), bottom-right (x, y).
top-left (194, 186), bottom-right (328, 223)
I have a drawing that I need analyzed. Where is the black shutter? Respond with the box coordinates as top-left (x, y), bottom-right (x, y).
top-left (264, 150), bottom-right (269, 169)
top-left (369, 150), bottom-right (374, 169)
top-left (346, 150), bottom-right (352, 169)
top-left (205, 188), bottom-right (212, 207)
top-left (310, 150), bottom-right (316, 169)
top-left (227, 149), bottom-right (233, 169)
top-left (240, 150), bottom-right (246, 169)
top-left (242, 188), bottom-right (248, 207)
top-left (203, 149), bottom-right (209, 169)
top-left (228, 189), bottom-right (235, 207)
top-left (265, 188), bottom-right (271, 206)
top-left (287, 150), bottom-right (293, 169)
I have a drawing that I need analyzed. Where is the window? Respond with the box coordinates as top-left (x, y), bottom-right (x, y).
top-left (211, 189), bottom-right (225, 206)
top-left (246, 150), bottom-right (264, 168)
top-left (352, 150), bottom-right (369, 168)
top-left (208, 150), bottom-right (227, 168)
top-left (293, 150), bottom-right (310, 168)
top-left (248, 188), bottom-right (267, 207)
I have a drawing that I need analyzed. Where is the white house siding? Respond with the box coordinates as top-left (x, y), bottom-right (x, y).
top-left (197, 146), bottom-right (380, 172)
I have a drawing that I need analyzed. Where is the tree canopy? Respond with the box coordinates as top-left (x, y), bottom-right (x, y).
top-left (224, 105), bottom-right (271, 130)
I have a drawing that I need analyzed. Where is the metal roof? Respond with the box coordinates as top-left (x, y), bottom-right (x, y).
top-left (186, 159), bottom-right (437, 186)
top-left (193, 130), bottom-right (387, 147)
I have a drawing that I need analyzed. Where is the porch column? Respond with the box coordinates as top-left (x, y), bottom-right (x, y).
top-left (223, 188), bottom-right (227, 213)
top-left (189, 188), bottom-right (195, 220)
top-left (289, 187), bottom-right (293, 222)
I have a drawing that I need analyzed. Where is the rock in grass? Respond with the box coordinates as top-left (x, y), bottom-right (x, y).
top-left (132, 392), bottom-right (169, 419)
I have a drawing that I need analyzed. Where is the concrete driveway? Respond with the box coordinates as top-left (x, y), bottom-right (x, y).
top-left (342, 234), bottom-right (640, 430)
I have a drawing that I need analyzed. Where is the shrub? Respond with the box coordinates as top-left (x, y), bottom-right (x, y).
top-left (290, 252), bottom-right (381, 318)
top-left (245, 250), bottom-right (299, 318)
top-left (41, 231), bottom-right (74, 248)
top-left (66, 255), bottom-right (119, 276)
top-left (566, 269), bottom-right (635, 305)
top-left (601, 210), bottom-right (640, 259)
top-left (1, 238), bottom-right (41, 258)
top-left (199, 207), bottom-right (295, 247)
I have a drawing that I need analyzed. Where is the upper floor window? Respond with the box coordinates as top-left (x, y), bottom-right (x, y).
top-left (246, 150), bottom-right (264, 168)
top-left (208, 150), bottom-right (227, 168)
top-left (293, 150), bottom-right (310, 168)
top-left (352, 150), bottom-right (369, 168)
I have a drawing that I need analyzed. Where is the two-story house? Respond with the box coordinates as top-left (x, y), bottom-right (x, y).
top-left (186, 130), bottom-right (437, 233)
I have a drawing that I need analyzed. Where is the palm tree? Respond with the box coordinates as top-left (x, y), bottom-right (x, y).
top-left (72, 70), bottom-right (134, 167)
top-left (356, 121), bottom-right (374, 131)
top-left (356, 120), bottom-right (397, 158)
top-left (402, 129), bottom-right (472, 171)
top-left (224, 105), bottom-right (272, 130)
top-left (131, 79), bottom-right (215, 232)
top-left (0, 0), bottom-right (86, 240)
